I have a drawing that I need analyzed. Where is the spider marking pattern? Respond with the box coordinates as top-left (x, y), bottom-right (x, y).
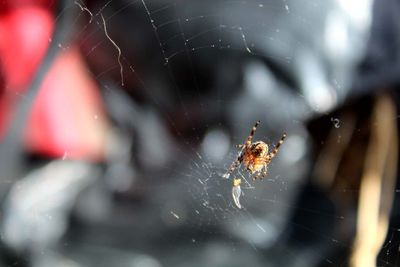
top-left (224, 121), bottom-right (286, 180)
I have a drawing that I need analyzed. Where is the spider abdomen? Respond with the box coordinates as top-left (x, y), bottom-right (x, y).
top-left (244, 158), bottom-right (266, 173)
top-left (241, 141), bottom-right (269, 173)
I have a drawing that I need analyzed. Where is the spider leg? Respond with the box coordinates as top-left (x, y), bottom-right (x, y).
top-left (261, 168), bottom-right (268, 179)
top-left (252, 172), bottom-right (261, 180)
top-left (245, 120), bottom-right (260, 146)
top-left (267, 132), bottom-right (287, 160)
top-left (253, 168), bottom-right (268, 180)
top-left (223, 153), bottom-right (243, 178)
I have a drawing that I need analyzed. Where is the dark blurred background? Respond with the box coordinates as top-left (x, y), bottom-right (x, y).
top-left (0, 0), bottom-right (399, 266)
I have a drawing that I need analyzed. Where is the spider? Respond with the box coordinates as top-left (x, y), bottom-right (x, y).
top-left (223, 120), bottom-right (286, 180)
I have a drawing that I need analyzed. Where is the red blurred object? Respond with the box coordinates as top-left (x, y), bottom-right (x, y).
top-left (0, 6), bottom-right (53, 90)
top-left (26, 47), bottom-right (108, 161)
top-left (0, 5), bottom-right (53, 137)
top-left (0, 1), bottom-right (108, 161)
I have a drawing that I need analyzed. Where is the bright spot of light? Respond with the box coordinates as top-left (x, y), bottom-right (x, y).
top-left (297, 51), bottom-right (337, 113)
top-left (201, 128), bottom-right (230, 162)
top-left (280, 134), bottom-right (307, 164)
top-left (324, 11), bottom-right (349, 59)
top-left (131, 256), bottom-right (162, 267)
top-left (336, 0), bottom-right (373, 31)
top-left (245, 61), bottom-right (275, 99)
top-left (307, 84), bottom-right (337, 113)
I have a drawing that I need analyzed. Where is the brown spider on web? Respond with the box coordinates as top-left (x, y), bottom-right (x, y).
top-left (223, 120), bottom-right (286, 181)
top-left (225, 121), bottom-right (286, 209)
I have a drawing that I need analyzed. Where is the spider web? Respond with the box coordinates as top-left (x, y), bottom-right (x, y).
top-left (8, 0), bottom-right (400, 266)
top-left (74, 1), bottom-right (400, 266)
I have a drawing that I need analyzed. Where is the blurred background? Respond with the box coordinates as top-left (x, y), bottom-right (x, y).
top-left (0, 0), bottom-right (399, 266)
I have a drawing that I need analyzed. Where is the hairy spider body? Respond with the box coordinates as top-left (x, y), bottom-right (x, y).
top-left (224, 121), bottom-right (286, 180)
top-left (243, 142), bottom-right (268, 173)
